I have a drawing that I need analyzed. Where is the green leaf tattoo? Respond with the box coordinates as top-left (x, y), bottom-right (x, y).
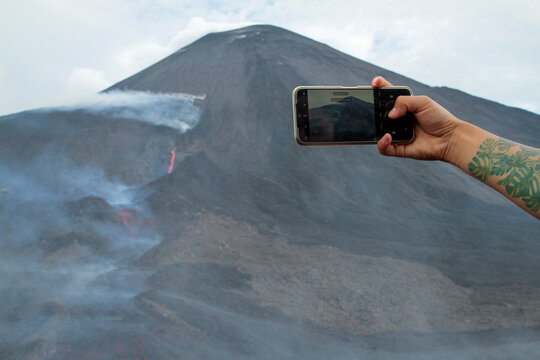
top-left (468, 138), bottom-right (540, 212)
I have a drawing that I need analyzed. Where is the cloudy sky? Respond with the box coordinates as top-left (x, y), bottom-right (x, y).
top-left (1, 0), bottom-right (539, 115)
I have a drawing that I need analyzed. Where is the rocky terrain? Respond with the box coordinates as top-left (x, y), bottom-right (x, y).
top-left (0, 25), bottom-right (539, 359)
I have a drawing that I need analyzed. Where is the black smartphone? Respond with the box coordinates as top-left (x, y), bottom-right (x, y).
top-left (292, 86), bottom-right (415, 145)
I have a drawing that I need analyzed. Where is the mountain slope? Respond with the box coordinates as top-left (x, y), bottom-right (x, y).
top-left (111, 24), bottom-right (540, 286)
top-left (1, 24), bottom-right (539, 359)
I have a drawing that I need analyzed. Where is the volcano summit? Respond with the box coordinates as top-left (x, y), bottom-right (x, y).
top-left (0, 25), bottom-right (539, 359)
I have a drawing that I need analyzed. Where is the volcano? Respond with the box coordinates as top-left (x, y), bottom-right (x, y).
top-left (1, 25), bottom-right (540, 359)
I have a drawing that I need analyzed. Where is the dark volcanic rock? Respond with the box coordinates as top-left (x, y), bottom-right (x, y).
top-left (114, 25), bottom-right (540, 287)
top-left (40, 230), bottom-right (109, 254)
top-left (151, 262), bottom-right (253, 292)
top-left (65, 196), bottom-right (123, 225)
top-left (1, 24), bottom-right (540, 359)
top-left (0, 110), bottom-right (181, 185)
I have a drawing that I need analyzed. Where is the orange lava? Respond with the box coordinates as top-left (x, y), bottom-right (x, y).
top-left (117, 209), bottom-right (155, 240)
top-left (168, 147), bottom-right (177, 174)
top-left (118, 209), bottom-right (136, 230)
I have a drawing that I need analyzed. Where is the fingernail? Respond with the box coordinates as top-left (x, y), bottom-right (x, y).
top-left (389, 108), bottom-right (397, 118)
top-left (382, 134), bottom-right (390, 146)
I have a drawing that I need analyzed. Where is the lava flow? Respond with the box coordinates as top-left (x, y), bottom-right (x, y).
top-left (168, 146), bottom-right (177, 174)
top-left (117, 209), bottom-right (155, 240)
top-left (118, 209), bottom-right (137, 230)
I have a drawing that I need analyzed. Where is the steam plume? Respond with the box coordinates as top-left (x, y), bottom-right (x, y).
top-left (40, 90), bottom-right (204, 133)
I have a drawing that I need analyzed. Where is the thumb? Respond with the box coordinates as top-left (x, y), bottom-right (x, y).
top-left (377, 133), bottom-right (408, 158)
top-left (377, 133), bottom-right (392, 155)
top-left (388, 95), bottom-right (430, 119)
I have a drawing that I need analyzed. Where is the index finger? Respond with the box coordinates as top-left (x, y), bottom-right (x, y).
top-left (371, 76), bottom-right (393, 88)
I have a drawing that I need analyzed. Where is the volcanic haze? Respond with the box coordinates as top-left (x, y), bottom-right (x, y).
top-left (1, 25), bottom-right (540, 359)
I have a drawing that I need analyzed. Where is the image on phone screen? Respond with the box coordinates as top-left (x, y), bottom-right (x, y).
top-left (307, 89), bottom-right (376, 142)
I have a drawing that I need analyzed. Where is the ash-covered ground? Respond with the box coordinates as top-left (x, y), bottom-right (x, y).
top-left (1, 25), bottom-right (539, 359)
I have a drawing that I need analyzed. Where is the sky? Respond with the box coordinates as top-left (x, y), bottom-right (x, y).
top-left (1, 0), bottom-right (539, 116)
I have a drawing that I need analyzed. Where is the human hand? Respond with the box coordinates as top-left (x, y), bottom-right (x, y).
top-left (371, 77), bottom-right (539, 218)
top-left (372, 76), bottom-right (464, 162)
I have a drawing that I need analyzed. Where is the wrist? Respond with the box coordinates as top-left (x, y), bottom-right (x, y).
top-left (443, 120), bottom-right (491, 171)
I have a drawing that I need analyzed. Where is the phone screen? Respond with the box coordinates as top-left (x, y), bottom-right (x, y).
top-left (295, 87), bottom-right (414, 145)
top-left (306, 89), bottom-right (376, 142)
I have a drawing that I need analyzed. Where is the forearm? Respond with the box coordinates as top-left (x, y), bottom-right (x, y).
top-left (446, 121), bottom-right (540, 219)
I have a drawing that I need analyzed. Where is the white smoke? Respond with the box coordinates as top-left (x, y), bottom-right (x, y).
top-left (0, 150), bottom-right (161, 354)
top-left (0, 160), bottom-right (133, 206)
top-left (41, 90), bottom-right (205, 133)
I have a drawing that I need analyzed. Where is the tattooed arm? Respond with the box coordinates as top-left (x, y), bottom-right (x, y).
top-left (447, 125), bottom-right (539, 218)
top-left (372, 76), bottom-right (540, 219)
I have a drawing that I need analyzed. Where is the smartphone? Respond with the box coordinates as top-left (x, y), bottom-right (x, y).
top-left (292, 86), bottom-right (415, 145)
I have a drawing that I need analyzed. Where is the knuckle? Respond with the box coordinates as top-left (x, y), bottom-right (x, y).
top-left (418, 95), bottom-right (432, 104)
top-left (394, 96), bottom-right (406, 107)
